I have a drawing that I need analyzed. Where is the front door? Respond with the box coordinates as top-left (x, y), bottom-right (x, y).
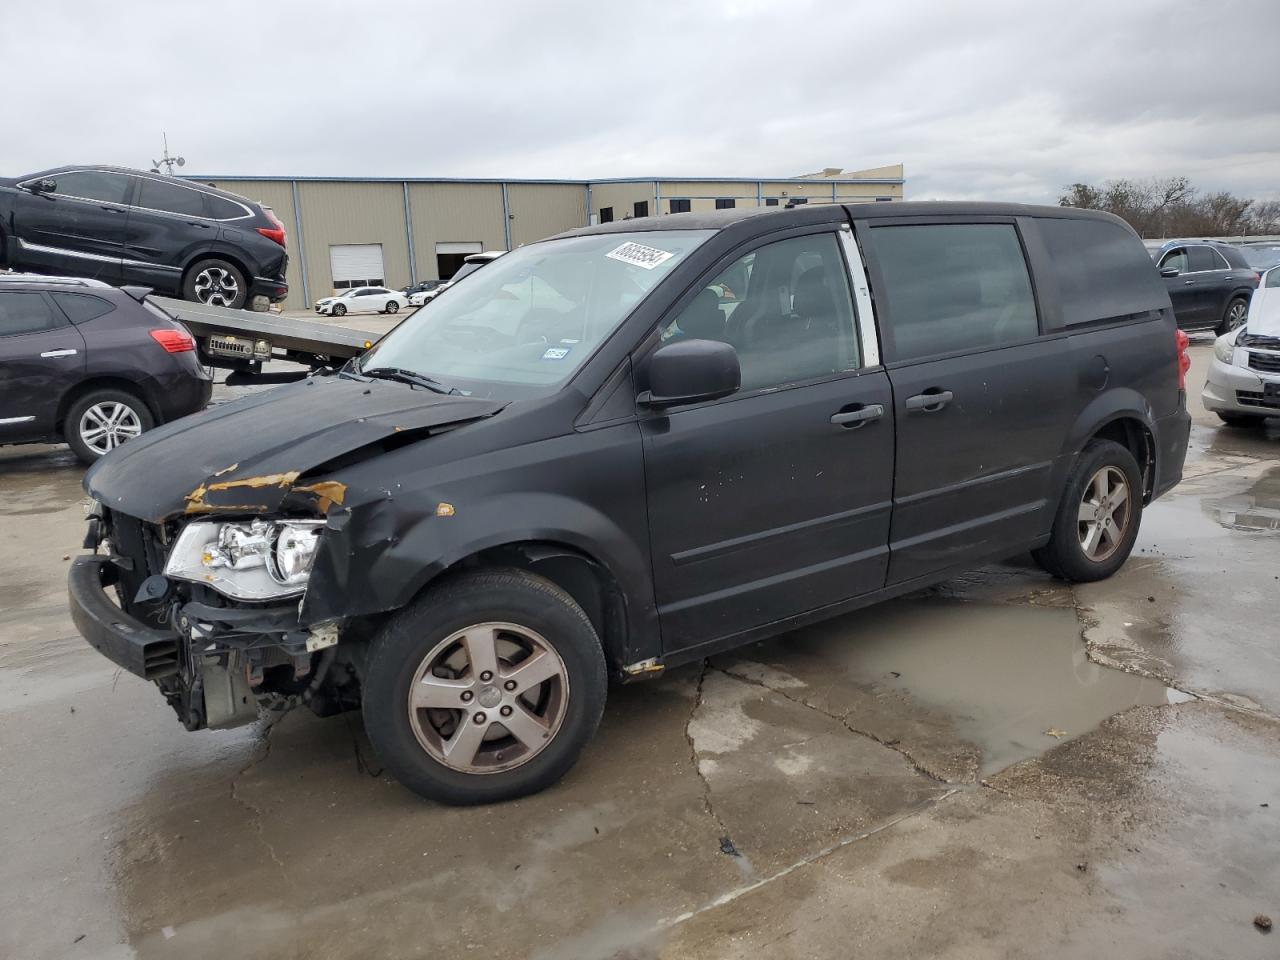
top-left (640, 226), bottom-right (894, 652)
top-left (122, 175), bottom-right (217, 291)
top-left (10, 170), bottom-right (133, 283)
top-left (0, 291), bottom-right (86, 441)
top-left (859, 218), bottom-right (1075, 585)
top-left (1158, 246), bottom-right (1207, 327)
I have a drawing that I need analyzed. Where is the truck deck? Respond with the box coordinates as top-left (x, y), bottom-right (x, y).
top-left (152, 296), bottom-right (383, 370)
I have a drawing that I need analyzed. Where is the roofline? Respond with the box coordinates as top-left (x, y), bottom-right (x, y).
top-left (185, 174), bottom-right (905, 186)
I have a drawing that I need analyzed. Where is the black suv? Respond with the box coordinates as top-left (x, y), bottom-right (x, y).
top-left (0, 166), bottom-right (289, 310)
top-left (1154, 240), bottom-right (1258, 334)
top-left (0, 274), bottom-right (212, 462)
top-left (69, 202), bottom-right (1190, 805)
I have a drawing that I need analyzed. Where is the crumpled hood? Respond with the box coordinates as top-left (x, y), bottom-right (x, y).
top-left (1247, 281), bottom-right (1280, 337)
top-left (84, 375), bottom-right (505, 523)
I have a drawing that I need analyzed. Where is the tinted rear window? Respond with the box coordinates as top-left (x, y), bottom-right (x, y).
top-left (1188, 246), bottom-right (1223, 272)
top-left (1036, 217), bottom-right (1166, 326)
top-left (206, 194), bottom-right (247, 219)
top-left (137, 178), bottom-right (208, 217)
top-left (52, 292), bottom-right (116, 323)
top-left (867, 223), bottom-right (1039, 360)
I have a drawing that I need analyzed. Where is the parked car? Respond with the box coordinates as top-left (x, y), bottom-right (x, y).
top-left (0, 166), bottom-right (289, 311)
top-left (0, 274), bottom-right (211, 463)
top-left (1203, 265), bottom-right (1280, 426)
top-left (1153, 240), bottom-right (1258, 334)
top-left (404, 279), bottom-right (447, 306)
top-left (314, 286), bottom-right (409, 317)
top-left (1234, 242), bottom-right (1280, 276)
top-left (69, 202), bottom-right (1190, 805)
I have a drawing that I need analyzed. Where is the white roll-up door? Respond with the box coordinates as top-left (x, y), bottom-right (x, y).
top-left (435, 241), bottom-right (483, 256)
top-left (329, 244), bottom-right (385, 284)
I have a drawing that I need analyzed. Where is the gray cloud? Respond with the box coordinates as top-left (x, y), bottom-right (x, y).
top-left (6, 0), bottom-right (1278, 201)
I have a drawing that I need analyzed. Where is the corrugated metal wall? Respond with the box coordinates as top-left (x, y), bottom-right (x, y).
top-left (588, 182), bottom-right (656, 222)
top-left (408, 183), bottom-right (506, 281)
top-left (296, 182), bottom-right (410, 301)
top-left (507, 183), bottom-right (586, 246)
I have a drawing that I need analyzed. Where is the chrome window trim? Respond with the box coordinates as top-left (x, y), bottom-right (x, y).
top-left (838, 223), bottom-right (880, 368)
top-left (1159, 246), bottom-right (1236, 276)
top-left (0, 416), bottom-right (37, 425)
top-left (17, 168), bottom-right (254, 223)
top-left (17, 238), bottom-right (182, 273)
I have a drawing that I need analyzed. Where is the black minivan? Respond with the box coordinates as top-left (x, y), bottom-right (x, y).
top-left (68, 202), bottom-right (1190, 805)
top-left (0, 166), bottom-right (289, 310)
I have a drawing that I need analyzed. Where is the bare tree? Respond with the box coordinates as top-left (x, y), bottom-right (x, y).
top-left (1058, 176), bottom-right (1272, 238)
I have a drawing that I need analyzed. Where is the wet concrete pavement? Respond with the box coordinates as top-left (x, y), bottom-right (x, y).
top-left (1, 343), bottom-right (1278, 959)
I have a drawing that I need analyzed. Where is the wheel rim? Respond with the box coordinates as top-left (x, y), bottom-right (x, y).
top-left (79, 401), bottom-right (143, 455)
top-left (193, 267), bottom-right (241, 307)
top-left (1077, 466), bottom-right (1132, 562)
top-left (407, 622), bottom-right (569, 774)
top-left (334, 304), bottom-right (345, 316)
top-left (1227, 301), bottom-right (1247, 329)
top-left (387, 301), bottom-right (398, 313)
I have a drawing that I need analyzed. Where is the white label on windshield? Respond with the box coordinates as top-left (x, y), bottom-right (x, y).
top-left (542, 347), bottom-right (571, 360)
top-left (606, 241), bottom-right (675, 270)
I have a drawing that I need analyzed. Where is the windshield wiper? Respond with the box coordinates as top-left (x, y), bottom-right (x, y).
top-left (361, 367), bottom-right (462, 395)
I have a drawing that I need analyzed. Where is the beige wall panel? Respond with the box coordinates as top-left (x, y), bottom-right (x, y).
top-left (296, 181), bottom-right (410, 299)
top-left (589, 182), bottom-right (656, 221)
top-left (661, 181), bottom-right (759, 199)
top-left (408, 183), bottom-right (506, 281)
top-left (507, 183), bottom-right (586, 246)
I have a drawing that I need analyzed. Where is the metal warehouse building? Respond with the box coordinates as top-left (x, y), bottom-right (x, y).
top-left (193, 164), bottom-right (903, 310)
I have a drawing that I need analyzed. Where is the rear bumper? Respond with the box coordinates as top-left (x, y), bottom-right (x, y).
top-left (152, 371), bottom-right (213, 424)
top-left (250, 276), bottom-right (289, 303)
top-left (1152, 405), bottom-right (1191, 500)
top-left (68, 555), bottom-right (180, 680)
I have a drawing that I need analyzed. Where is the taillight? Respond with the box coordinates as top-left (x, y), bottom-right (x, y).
top-left (257, 207), bottom-right (287, 247)
top-left (1175, 328), bottom-right (1190, 390)
top-left (150, 329), bottom-right (195, 353)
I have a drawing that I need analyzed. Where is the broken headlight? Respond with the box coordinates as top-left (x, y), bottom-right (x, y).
top-left (164, 519), bottom-right (326, 601)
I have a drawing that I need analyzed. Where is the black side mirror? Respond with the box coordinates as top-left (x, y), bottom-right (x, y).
top-left (639, 339), bottom-right (741, 408)
top-left (1160, 265), bottom-right (1180, 278)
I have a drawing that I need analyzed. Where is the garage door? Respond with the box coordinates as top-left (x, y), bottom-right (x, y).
top-left (329, 244), bottom-right (385, 289)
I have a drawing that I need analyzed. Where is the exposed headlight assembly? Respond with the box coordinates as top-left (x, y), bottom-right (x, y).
top-left (1214, 330), bottom-right (1239, 365)
top-left (164, 519), bottom-right (325, 601)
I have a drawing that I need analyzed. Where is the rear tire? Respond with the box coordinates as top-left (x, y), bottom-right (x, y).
top-left (184, 258), bottom-right (248, 310)
top-left (1033, 439), bottom-right (1143, 582)
top-left (64, 388), bottom-right (154, 464)
top-left (385, 300), bottom-right (400, 314)
top-left (362, 569), bottom-right (608, 805)
top-left (1217, 411), bottom-right (1266, 427)
top-left (1216, 296), bottom-right (1249, 336)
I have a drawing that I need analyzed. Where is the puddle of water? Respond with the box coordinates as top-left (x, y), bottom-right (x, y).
top-left (784, 600), bottom-right (1188, 776)
top-left (1200, 465), bottom-right (1280, 533)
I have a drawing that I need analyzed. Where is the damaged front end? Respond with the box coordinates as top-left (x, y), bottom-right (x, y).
top-left (74, 501), bottom-right (363, 730)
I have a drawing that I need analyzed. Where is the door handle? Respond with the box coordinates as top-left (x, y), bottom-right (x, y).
top-left (1183, 279), bottom-right (1197, 285)
top-left (830, 403), bottom-right (884, 428)
top-left (904, 389), bottom-right (953, 412)
top-left (39, 349), bottom-right (78, 358)
top-left (185, 221), bottom-right (212, 228)
top-left (99, 205), bottom-right (125, 213)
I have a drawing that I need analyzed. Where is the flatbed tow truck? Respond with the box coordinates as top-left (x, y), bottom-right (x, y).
top-left (151, 295), bottom-right (388, 379)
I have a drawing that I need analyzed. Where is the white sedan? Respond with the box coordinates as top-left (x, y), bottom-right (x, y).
top-left (1202, 265), bottom-right (1280, 427)
top-left (314, 286), bottom-right (409, 317)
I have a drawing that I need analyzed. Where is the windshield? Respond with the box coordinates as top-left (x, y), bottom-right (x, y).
top-left (449, 260), bottom-right (489, 283)
top-left (359, 230), bottom-right (713, 398)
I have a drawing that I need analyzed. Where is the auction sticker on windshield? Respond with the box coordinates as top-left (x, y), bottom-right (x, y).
top-left (606, 241), bottom-right (675, 270)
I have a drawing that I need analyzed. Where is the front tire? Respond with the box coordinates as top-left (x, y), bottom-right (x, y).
top-left (331, 302), bottom-right (347, 317)
top-left (1216, 296), bottom-right (1249, 336)
top-left (362, 569), bottom-right (608, 805)
top-left (1033, 439), bottom-right (1143, 582)
top-left (184, 258), bottom-right (248, 309)
top-left (64, 388), bottom-right (154, 464)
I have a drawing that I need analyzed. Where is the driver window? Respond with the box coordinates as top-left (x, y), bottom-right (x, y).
top-left (1160, 249), bottom-right (1188, 274)
top-left (659, 232), bottom-right (860, 392)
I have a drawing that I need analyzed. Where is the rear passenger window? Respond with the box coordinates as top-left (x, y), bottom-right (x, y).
top-left (1188, 246), bottom-right (1221, 272)
top-left (0, 292), bottom-right (61, 336)
top-left (868, 224), bottom-right (1038, 360)
top-left (659, 232), bottom-right (860, 391)
top-left (1038, 217), bottom-right (1167, 327)
top-left (205, 194), bottom-right (246, 220)
top-left (52, 293), bottom-right (115, 323)
top-left (137, 178), bottom-right (208, 217)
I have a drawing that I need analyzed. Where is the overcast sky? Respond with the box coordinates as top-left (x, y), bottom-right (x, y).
top-left (7, 0), bottom-right (1278, 201)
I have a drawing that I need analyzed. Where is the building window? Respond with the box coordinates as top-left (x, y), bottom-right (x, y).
top-left (333, 278), bottom-right (384, 290)
top-left (876, 196), bottom-right (894, 202)
top-left (633, 200), bottom-right (649, 218)
top-left (599, 207), bottom-right (614, 223)
top-left (669, 198), bottom-right (691, 214)
top-left (764, 198), bottom-right (779, 207)
top-left (715, 198), bottom-right (736, 210)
